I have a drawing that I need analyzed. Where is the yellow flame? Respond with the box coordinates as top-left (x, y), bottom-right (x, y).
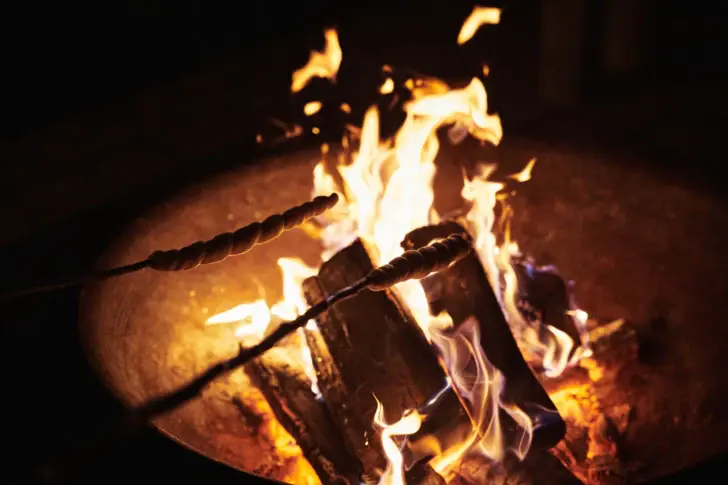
top-left (303, 101), bottom-right (323, 116)
top-left (374, 399), bottom-right (424, 485)
top-left (291, 29), bottom-right (342, 93)
top-left (210, 15), bottom-right (595, 482)
top-left (509, 158), bottom-right (537, 182)
top-left (206, 258), bottom-right (321, 394)
top-left (379, 78), bottom-right (395, 94)
top-left (457, 6), bottom-right (502, 45)
top-left (206, 299), bottom-right (271, 342)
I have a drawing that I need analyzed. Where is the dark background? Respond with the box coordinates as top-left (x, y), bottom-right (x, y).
top-left (0, 1), bottom-right (725, 484)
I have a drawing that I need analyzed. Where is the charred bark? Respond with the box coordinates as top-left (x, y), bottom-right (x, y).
top-left (402, 221), bottom-right (566, 451)
top-left (245, 356), bottom-right (362, 485)
top-left (302, 238), bottom-right (449, 474)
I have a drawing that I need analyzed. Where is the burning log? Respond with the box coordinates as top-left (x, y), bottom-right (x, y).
top-left (402, 383), bottom-right (582, 485)
top-left (401, 221), bottom-right (566, 450)
top-left (302, 238), bottom-right (450, 474)
top-left (406, 463), bottom-right (448, 485)
top-left (245, 353), bottom-right (362, 484)
top-left (452, 450), bottom-right (584, 485)
top-left (543, 318), bottom-right (639, 485)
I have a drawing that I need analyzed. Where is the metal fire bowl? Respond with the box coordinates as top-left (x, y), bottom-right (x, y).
top-left (79, 141), bottom-right (728, 482)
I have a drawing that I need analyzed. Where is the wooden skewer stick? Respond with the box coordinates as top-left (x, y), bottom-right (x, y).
top-left (147, 193), bottom-right (340, 271)
top-left (1, 193), bottom-right (340, 300)
top-left (36, 234), bottom-right (472, 485)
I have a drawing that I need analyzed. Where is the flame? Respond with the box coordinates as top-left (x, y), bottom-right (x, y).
top-left (206, 299), bottom-right (271, 342)
top-left (206, 257), bottom-right (321, 394)
top-left (427, 317), bottom-right (533, 474)
top-left (509, 158), bottom-right (537, 182)
top-left (457, 6), bottom-right (502, 45)
top-left (210, 16), bottom-right (597, 484)
top-left (304, 101), bottom-right (323, 116)
top-left (291, 29), bottom-right (342, 93)
top-left (374, 399), bottom-right (424, 485)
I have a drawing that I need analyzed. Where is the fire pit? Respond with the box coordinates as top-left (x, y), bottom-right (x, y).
top-left (79, 10), bottom-right (728, 485)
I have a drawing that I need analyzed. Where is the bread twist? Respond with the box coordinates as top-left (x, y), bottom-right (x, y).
top-left (147, 193), bottom-right (339, 271)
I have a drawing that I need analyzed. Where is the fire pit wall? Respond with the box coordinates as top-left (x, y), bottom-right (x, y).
top-left (80, 141), bottom-right (728, 484)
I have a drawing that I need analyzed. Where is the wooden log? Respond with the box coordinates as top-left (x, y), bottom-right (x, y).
top-left (541, 318), bottom-right (640, 485)
top-left (452, 451), bottom-right (584, 485)
top-left (245, 351), bottom-right (362, 485)
top-left (402, 221), bottom-right (566, 451)
top-left (402, 384), bottom-right (472, 469)
top-left (302, 238), bottom-right (449, 475)
top-left (402, 384), bottom-right (581, 485)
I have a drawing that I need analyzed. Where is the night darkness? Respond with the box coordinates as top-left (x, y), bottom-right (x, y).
top-left (1, 1), bottom-right (726, 484)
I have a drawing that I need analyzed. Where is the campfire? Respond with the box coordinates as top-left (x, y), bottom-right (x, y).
top-left (201, 7), bottom-right (638, 485)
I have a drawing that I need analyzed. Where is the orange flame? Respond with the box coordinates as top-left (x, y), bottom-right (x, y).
top-left (291, 29), bottom-right (342, 93)
top-left (304, 101), bottom-right (323, 116)
top-left (210, 13), bottom-right (595, 484)
top-left (457, 6), bottom-right (502, 45)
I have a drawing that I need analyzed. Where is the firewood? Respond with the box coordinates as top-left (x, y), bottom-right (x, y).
top-left (406, 463), bottom-right (447, 485)
top-left (402, 383), bottom-right (582, 485)
top-left (402, 384), bottom-right (472, 469)
top-left (245, 353), bottom-right (362, 485)
top-left (303, 238), bottom-right (449, 474)
top-left (402, 221), bottom-right (566, 451)
top-left (541, 318), bottom-right (639, 485)
top-left (451, 451), bottom-right (584, 485)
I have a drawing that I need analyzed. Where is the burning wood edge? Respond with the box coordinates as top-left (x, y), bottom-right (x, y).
top-left (35, 234), bottom-right (471, 485)
top-left (402, 221), bottom-right (567, 449)
top-left (395, 221), bottom-right (580, 484)
top-left (302, 238), bottom-right (455, 477)
top-left (0, 194), bottom-right (341, 301)
top-left (245, 355), bottom-right (362, 485)
top-left (542, 318), bottom-right (640, 485)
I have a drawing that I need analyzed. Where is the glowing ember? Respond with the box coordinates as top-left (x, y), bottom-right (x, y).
top-left (208, 6), bottom-right (610, 485)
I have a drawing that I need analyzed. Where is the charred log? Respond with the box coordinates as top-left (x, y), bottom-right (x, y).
top-left (245, 355), bottom-right (362, 485)
top-left (402, 221), bottom-right (566, 451)
top-left (541, 318), bottom-right (639, 485)
top-left (406, 463), bottom-right (448, 485)
top-left (452, 451), bottom-right (584, 485)
top-left (302, 238), bottom-right (449, 473)
top-left (400, 383), bottom-right (581, 484)
top-left (402, 384), bottom-right (472, 469)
